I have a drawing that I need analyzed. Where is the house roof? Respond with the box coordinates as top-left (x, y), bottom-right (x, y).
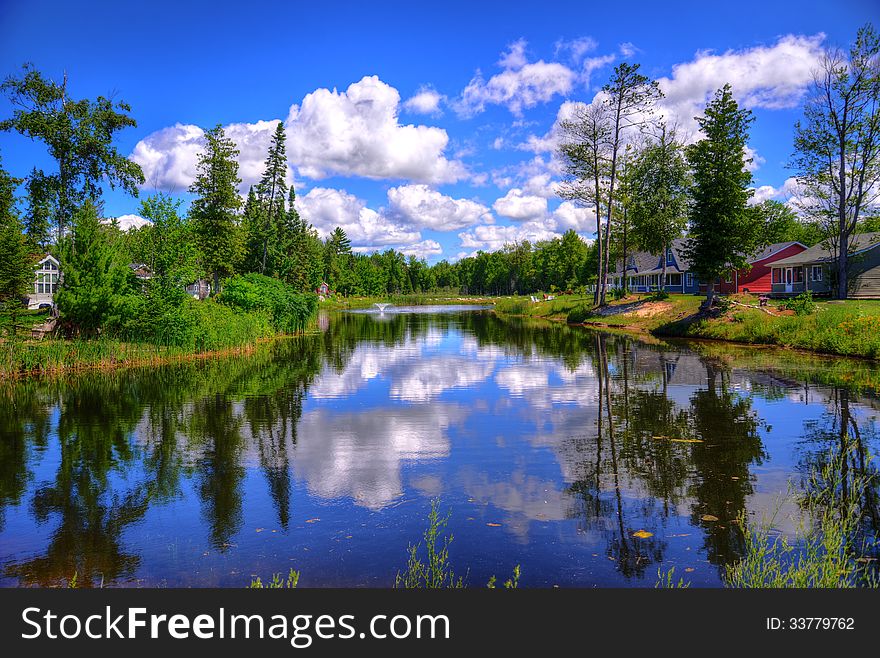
top-left (770, 232), bottom-right (880, 267)
top-left (610, 239), bottom-right (801, 276)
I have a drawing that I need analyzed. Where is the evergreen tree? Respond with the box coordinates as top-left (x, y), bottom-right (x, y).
top-left (256, 122), bottom-right (289, 274)
top-left (684, 85), bottom-right (762, 305)
top-left (55, 201), bottom-right (125, 334)
top-left (630, 124), bottom-right (689, 290)
top-left (0, 159), bottom-right (32, 337)
top-left (189, 124), bottom-right (243, 293)
top-left (323, 226), bottom-right (352, 289)
top-left (241, 186), bottom-right (266, 273)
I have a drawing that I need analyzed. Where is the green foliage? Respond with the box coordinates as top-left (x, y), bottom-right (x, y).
top-left (486, 565), bottom-right (521, 589)
top-left (218, 273), bottom-right (317, 334)
top-left (755, 200), bottom-right (824, 247)
top-left (725, 447), bottom-right (878, 588)
top-left (792, 23), bottom-right (880, 298)
top-left (655, 567), bottom-right (690, 588)
top-left (0, 158), bottom-right (32, 336)
top-left (685, 85), bottom-right (763, 297)
top-left (249, 568), bottom-right (300, 589)
top-left (658, 300), bottom-right (880, 359)
top-left (630, 125), bottom-right (689, 282)
top-left (0, 64), bottom-right (144, 235)
top-left (395, 499), bottom-right (465, 589)
top-left (55, 202), bottom-right (132, 334)
top-left (189, 124), bottom-right (243, 291)
top-left (645, 289), bottom-right (670, 302)
top-left (782, 290), bottom-right (817, 316)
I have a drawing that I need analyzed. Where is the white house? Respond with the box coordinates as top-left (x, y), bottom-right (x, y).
top-left (27, 254), bottom-right (61, 309)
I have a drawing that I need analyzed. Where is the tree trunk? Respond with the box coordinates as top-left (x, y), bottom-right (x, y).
top-left (594, 215), bottom-right (603, 306)
top-left (622, 210), bottom-right (628, 295)
top-left (838, 230), bottom-right (849, 299)
top-left (704, 279), bottom-right (715, 307)
top-left (661, 244), bottom-right (667, 291)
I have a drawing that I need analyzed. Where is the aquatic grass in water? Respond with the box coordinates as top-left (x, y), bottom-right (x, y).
top-left (724, 447), bottom-right (878, 588)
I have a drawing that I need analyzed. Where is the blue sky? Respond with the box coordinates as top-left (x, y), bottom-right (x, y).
top-left (0, 0), bottom-right (875, 262)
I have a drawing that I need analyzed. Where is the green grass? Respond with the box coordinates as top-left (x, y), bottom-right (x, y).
top-left (724, 447), bottom-right (877, 588)
top-left (657, 297), bottom-right (880, 359)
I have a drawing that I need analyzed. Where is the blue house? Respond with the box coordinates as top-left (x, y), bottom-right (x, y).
top-left (608, 238), bottom-right (701, 294)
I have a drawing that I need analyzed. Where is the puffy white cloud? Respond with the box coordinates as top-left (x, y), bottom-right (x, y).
top-left (458, 217), bottom-right (559, 251)
top-left (492, 188), bottom-right (548, 221)
top-left (403, 87), bottom-right (445, 116)
top-left (295, 187), bottom-right (420, 247)
top-left (105, 214), bottom-right (152, 231)
top-left (552, 200), bottom-right (597, 233)
top-left (457, 41), bottom-right (577, 117)
top-left (287, 76), bottom-right (466, 183)
top-left (130, 123), bottom-right (204, 191)
top-left (398, 239), bottom-right (443, 260)
top-left (498, 38), bottom-right (530, 69)
top-left (386, 184), bottom-right (492, 230)
top-left (130, 119), bottom-right (291, 194)
top-left (656, 34), bottom-right (826, 137)
top-left (131, 76), bottom-right (466, 191)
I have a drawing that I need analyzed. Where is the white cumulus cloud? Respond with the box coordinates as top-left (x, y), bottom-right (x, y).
top-left (403, 87), bottom-right (445, 116)
top-left (131, 76), bottom-right (467, 192)
top-left (296, 187), bottom-right (420, 247)
top-left (387, 184), bottom-right (492, 230)
top-left (287, 76), bottom-right (466, 183)
top-left (457, 40), bottom-right (577, 117)
top-left (492, 188), bottom-right (548, 221)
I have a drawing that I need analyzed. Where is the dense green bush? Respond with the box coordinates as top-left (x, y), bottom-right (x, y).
top-left (782, 290), bottom-right (816, 316)
top-left (218, 273), bottom-right (317, 333)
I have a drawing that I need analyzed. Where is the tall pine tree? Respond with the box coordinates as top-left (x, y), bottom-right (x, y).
top-left (189, 124), bottom-right (242, 293)
top-left (256, 122), bottom-right (289, 274)
top-left (0, 158), bottom-right (32, 337)
top-left (684, 85), bottom-right (762, 305)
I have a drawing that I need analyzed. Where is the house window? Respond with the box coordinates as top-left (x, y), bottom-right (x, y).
top-left (686, 273), bottom-right (693, 288)
top-left (811, 265), bottom-right (823, 281)
top-left (772, 268), bottom-right (781, 284)
top-left (668, 273), bottom-right (682, 286)
top-left (794, 268), bottom-right (804, 283)
top-left (666, 248), bottom-right (674, 265)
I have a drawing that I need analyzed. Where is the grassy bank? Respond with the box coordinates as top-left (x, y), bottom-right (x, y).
top-left (320, 292), bottom-right (498, 310)
top-left (495, 293), bottom-right (880, 359)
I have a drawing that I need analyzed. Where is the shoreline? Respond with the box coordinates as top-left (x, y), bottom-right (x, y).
top-left (0, 334), bottom-right (307, 382)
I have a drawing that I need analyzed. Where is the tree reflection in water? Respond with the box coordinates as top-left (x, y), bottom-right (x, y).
top-left (0, 310), bottom-right (878, 586)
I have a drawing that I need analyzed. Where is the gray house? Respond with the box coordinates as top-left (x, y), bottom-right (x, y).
top-left (769, 232), bottom-right (880, 298)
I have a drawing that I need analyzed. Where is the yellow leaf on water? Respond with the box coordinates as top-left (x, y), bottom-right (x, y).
top-left (486, 522), bottom-right (502, 527)
top-left (685, 568), bottom-right (695, 573)
top-left (255, 528), bottom-right (264, 532)
top-left (632, 530), bottom-right (653, 539)
top-left (701, 514), bottom-right (719, 522)
top-left (305, 518), bottom-right (320, 524)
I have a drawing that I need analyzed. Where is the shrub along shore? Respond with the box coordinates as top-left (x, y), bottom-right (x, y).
top-left (494, 293), bottom-right (880, 360)
top-left (1, 273), bottom-right (318, 380)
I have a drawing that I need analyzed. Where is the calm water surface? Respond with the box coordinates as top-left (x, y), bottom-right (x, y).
top-left (1, 307), bottom-right (878, 587)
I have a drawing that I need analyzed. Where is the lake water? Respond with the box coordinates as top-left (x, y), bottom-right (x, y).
top-left (1, 306), bottom-right (878, 587)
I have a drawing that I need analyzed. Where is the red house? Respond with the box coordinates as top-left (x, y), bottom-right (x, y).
top-left (715, 241), bottom-right (807, 294)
